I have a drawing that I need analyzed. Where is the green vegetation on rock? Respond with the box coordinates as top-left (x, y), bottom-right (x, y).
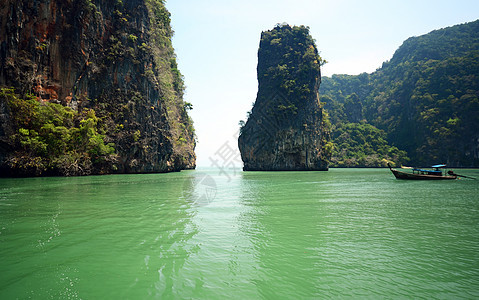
top-left (1, 88), bottom-right (115, 176)
top-left (330, 122), bottom-right (409, 167)
top-left (258, 24), bottom-right (325, 101)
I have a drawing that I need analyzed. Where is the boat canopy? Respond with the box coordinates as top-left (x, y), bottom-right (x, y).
top-left (414, 168), bottom-right (442, 174)
top-left (431, 164), bottom-right (446, 168)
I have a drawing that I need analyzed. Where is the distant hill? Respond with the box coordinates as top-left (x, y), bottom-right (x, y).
top-left (320, 20), bottom-right (479, 167)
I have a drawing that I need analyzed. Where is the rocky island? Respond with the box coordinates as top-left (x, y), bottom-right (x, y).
top-left (238, 24), bottom-right (331, 171)
top-left (0, 0), bottom-right (195, 176)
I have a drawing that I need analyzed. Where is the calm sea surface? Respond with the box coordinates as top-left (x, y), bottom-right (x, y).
top-left (1, 168), bottom-right (478, 299)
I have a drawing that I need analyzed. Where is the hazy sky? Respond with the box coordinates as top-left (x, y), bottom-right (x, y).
top-left (166, 0), bottom-right (478, 167)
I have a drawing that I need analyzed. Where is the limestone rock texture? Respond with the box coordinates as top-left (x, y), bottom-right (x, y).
top-left (0, 0), bottom-right (195, 176)
top-left (238, 24), bottom-right (331, 171)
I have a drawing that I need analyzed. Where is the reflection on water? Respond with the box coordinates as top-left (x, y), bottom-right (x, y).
top-left (181, 173), bottom-right (217, 206)
top-left (0, 168), bottom-right (478, 298)
top-left (239, 171), bottom-right (326, 298)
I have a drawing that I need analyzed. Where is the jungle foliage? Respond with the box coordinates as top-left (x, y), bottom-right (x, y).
top-left (1, 88), bottom-right (115, 176)
top-left (320, 20), bottom-right (479, 167)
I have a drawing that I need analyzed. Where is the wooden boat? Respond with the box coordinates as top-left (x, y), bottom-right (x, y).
top-left (388, 164), bottom-right (457, 180)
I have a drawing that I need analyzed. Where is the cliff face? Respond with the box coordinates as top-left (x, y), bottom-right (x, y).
top-left (238, 24), bottom-right (331, 171)
top-left (0, 0), bottom-right (195, 176)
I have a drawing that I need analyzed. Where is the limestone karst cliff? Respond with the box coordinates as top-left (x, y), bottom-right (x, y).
top-left (0, 0), bottom-right (195, 176)
top-left (320, 20), bottom-right (479, 167)
top-left (238, 24), bottom-right (331, 171)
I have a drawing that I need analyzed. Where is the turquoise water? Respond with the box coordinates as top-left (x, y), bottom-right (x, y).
top-left (1, 168), bottom-right (478, 299)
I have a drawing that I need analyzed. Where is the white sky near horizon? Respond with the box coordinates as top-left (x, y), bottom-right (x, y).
top-left (166, 0), bottom-right (479, 167)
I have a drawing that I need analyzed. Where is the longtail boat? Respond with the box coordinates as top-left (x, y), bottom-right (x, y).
top-left (388, 164), bottom-right (457, 180)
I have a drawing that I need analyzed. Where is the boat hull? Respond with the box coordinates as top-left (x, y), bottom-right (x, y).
top-left (390, 169), bottom-right (457, 180)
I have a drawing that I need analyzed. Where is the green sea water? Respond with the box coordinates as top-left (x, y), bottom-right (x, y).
top-left (1, 168), bottom-right (478, 299)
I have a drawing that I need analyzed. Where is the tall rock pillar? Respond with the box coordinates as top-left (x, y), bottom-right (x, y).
top-left (238, 24), bottom-right (331, 171)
